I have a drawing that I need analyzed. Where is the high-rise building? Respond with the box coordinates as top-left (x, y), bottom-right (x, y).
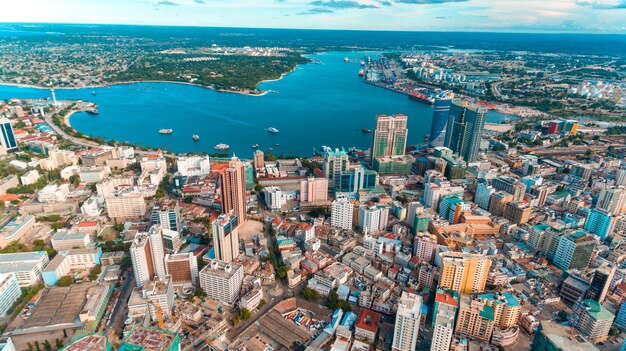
top-left (455, 292), bottom-right (521, 342)
top-left (585, 208), bottom-right (616, 240)
top-left (439, 252), bottom-right (490, 294)
top-left (337, 166), bottom-right (379, 194)
top-left (488, 191), bottom-right (513, 217)
top-left (439, 196), bottom-right (470, 224)
top-left (405, 201), bottom-right (422, 228)
top-left (531, 321), bottom-right (598, 351)
top-left (570, 299), bottom-right (615, 343)
top-left (414, 232), bottom-right (438, 263)
top-left (0, 118), bottom-right (17, 152)
top-left (130, 228), bottom-right (166, 288)
top-left (151, 203), bottom-right (181, 231)
top-left (392, 292), bottom-right (422, 351)
top-left (211, 213), bottom-right (240, 263)
top-left (586, 262), bottom-right (616, 304)
top-left (176, 155), bottom-right (211, 176)
top-left (331, 195), bottom-right (353, 230)
top-left (220, 156), bottom-right (247, 224)
top-left (553, 231), bottom-right (596, 271)
top-left (423, 181), bottom-right (464, 211)
top-left (323, 148), bottom-right (349, 186)
top-left (359, 205), bottom-right (389, 234)
top-left (161, 227), bottom-right (182, 253)
top-left (253, 149), bottom-right (264, 170)
top-left (199, 260), bottom-right (244, 304)
top-left (0, 273), bottom-right (21, 317)
top-left (142, 275), bottom-right (175, 321)
top-left (371, 114), bottom-right (408, 161)
top-left (429, 99), bottom-right (452, 147)
top-left (300, 177), bottom-right (328, 203)
top-left (492, 176), bottom-right (526, 202)
top-left (444, 100), bottom-right (486, 162)
top-left (430, 291), bottom-right (458, 351)
top-left (475, 181), bottom-right (494, 210)
top-left (596, 186), bottom-right (626, 215)
top-left (264, 186), bottom-right (285, 212)
top-left (503, 201), bottom-right (532, 225)
top-left (165, 253), bottom-right (198, 286)
top-left (413, 210), bottom-right (431, 234)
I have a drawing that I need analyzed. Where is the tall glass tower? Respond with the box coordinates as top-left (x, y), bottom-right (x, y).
top-left (444, 101), bottom-right (487, 162)
top-left (429, 98), bottom-right (451, 147)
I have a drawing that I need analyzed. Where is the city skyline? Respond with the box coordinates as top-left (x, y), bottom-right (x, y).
top-left (0, 0), bottom-right (625, 33)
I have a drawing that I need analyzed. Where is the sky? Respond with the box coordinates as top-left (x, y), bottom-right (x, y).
top-left (0, 0), bottom-right (625, 33)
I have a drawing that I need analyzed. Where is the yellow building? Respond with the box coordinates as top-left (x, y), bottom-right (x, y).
top-left (455, 292), bottom-right (521, 342)
top-left (439, 252), bottom-right (491, 294)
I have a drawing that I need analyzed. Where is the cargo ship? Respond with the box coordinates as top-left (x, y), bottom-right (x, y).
top-left (408, 92), bottom-right (435, 105)
top-left (159, 129), bottom-right (173, 134)
top-left (214, 143), bottom-right (229, 150)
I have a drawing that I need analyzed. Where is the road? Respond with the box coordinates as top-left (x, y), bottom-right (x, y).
top-left (106, 273), bottom-right (135, 338)
top-left (43, 105), bottom-right (101, 148)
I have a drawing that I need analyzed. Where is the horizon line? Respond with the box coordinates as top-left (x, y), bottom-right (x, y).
top-left (2, 21), bottom-right (626, 36)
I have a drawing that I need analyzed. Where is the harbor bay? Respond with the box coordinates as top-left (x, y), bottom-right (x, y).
top-left (0, 51), bottom-right (509, 156)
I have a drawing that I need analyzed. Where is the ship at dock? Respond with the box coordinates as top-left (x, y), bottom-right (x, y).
top-left (408, 91), bottom-right (435, 105)
top-left (159, 129), bottom-right (173, 134)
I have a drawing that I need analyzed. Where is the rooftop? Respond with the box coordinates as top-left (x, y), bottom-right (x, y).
top-left (579, 299), bottom-right (614, 321)
top-left (120, 326), bottom-right (178, 351)
top-left (60, 334), bottom-right (109, 351)
top-left (354, 309), bottom-right (381, 333)
top-left (539, 321), bottom-right (598, 351)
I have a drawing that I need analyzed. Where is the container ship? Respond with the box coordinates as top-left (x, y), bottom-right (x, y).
top-left (159, 129), bottom-right (173, 134)
top-left (408, 92), bottom-right (435, 105)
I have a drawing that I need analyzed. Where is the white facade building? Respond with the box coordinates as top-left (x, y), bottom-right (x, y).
top-left (392, 292), bottom-right (422, 351)
top-left (176, 155), bottom-right (211, 176)
top-left (199, 260), bottom-right (244, 305)
top-left (331, 195), bottom-right (354, 230)
top-left (264, 186), bottom-right (286, 212)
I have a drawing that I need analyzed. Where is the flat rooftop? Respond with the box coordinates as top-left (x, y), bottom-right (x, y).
top-left (61, 334), bottom-right (108, 351)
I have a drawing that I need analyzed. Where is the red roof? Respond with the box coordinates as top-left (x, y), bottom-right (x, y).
top-left (211, 164), bottom-right (229, 172)
top-left (0, 194), bottom-right (20, 201)
top-left (78, 221), bottom-right (99, 227)
top-left (435, 290), bottom-right (458, 307)
top-left (354, 309), bottom-right (381, 333)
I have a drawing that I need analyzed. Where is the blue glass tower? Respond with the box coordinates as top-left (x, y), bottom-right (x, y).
top-left (429, 99), bottom-right (451, 147)
top-left (0, 118), bottom-right (17, 151)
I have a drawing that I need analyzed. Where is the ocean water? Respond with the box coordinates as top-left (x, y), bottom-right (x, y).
top-left (2, 51), bottom-right (507, 156)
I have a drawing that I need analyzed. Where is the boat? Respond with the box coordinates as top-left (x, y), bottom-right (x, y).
top-left (275, 143), bottom-right (280, 147)
top-left (343, 57), bottom-right (349, 63)
top-left (358, 69), bottom-right (365, 76)
top-left (269, 148), bottom-right (274, 151)
top-left (361, 128), bottom-right (371, 133)
top-left (192, 134), bottom-right (200, 141)
top-left (408, 92), bottom-right (435, 105)
top-left (251, 144), bottom-right (259, 148)
top-left (86, 108), bottom-right (100, 115)
top-left (267, 127), bottom-right (279, 134)
top-left (91, 91), bottom-right (97, 96)
top-left (159, 129), bottom-right (173, 134)
top-left (214, 143), bottom-right (230, 150)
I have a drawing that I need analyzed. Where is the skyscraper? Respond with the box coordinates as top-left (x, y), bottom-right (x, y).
top-left (553, 231), bottom-right (596, 271)
top-left (392, 292), bottom-right (422, 351)
top-left (430, 290), bottom-right (458, 351)
top-left (429, 98), bottom-right (451, 147)
top-left (370, 114), bottom-right (408, 162)
top-left (220, 155), bottom-right (247, 224)
top-left (253, 149), bottom-right (264, 169)
top-left (331, 195), bottom-right (353, 230)
top-left (444, 100), bottom-right (487, 162)
top-left (323, 148), bottom-right (349, 186)
top-left (130, 228), bottom-right (166, 288)
top-left (211, 213), bottom-right (240, 263)
top-left (596, 186), bottom-right (626, 215)
top-left (151, 202), bottom-right (180, 231)
top-left (585, 208), bottom-right (616, 240)
top-left (439, 252), bottom-right (490, 294)
top-left (586, 262), bottom-right (616, 304)
top-left (0, 118), bottom-right (17, 152)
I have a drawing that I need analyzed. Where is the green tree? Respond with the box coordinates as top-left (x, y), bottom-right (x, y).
top-left (183, 196), bottom-right (193, 203)
top-left (301, 287), bottom-right (320, 301)
top-left (195, 287), bottom-right (207, 298)
top-left (55, 339), bottom-right (63, 349)
top-left (34, 341), bottom-right (40, 351)
top-left (258, 299), bottom-right (267, 308)
top-left (56, 275), bottom-right (73, 287)
top-left (27, 342), bottom-right (33, 351)
top-left (69, 175), bottom-right (81, 188)
top-left (239, 308), bottom-right (252, 320)
top-left (43, 340), bottom-right (51, 351)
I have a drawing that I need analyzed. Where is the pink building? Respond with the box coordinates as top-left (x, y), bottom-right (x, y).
top-left (300, 177), bottom-right (328, 203)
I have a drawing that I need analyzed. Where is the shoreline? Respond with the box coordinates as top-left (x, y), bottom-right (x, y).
top-left (0, 79), bottom-right (275, 97)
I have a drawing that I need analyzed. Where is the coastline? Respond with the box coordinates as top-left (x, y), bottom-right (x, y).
top-left (0, 67), bottom-right (305, 98)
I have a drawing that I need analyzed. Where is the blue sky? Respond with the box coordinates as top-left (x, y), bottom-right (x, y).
top-left (1, 0), bottom-right (625, 33)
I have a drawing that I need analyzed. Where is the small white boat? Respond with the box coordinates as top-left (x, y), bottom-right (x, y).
top-left (267, 127), bottom-right (279, 134)
top-left (159, 129), bottom-right (173, 134)
top-left (214, 143), bottom-right (229, 150)
top-left (192, 134), bottom-right (200, 141)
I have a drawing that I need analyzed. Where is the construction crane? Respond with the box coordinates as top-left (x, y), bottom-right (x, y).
top-left (147, 301), bottom-right (165, 328)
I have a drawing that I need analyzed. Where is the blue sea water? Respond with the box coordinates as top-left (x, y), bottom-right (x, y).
top-left (2, 51), bottom-right (508, 157)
